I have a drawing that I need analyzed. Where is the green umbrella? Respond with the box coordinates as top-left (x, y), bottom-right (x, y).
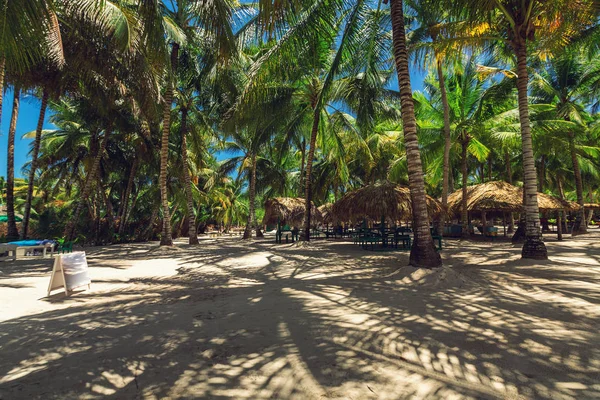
top-left (0, 215), bottom-right (22, 222)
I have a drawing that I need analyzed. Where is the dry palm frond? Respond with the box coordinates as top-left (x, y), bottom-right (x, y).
top-left (262, 197), bottom-right (321, 227)
top-left (331, 181), bottom-right (441, 224)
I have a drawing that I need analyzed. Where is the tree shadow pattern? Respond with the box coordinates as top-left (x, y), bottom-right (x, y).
top-left (1, 235), bottom-right (600, 399)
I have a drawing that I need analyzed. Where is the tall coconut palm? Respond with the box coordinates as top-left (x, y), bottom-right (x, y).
top-left (5, 86), bottom-right (22, 239)
top-left (156, 0), bottom-right (236, 246)
top-left (406, 0), bottom-right (460, 226)
top-left (530, 51), bottom-right (600, 235)
top-left (0, 0), bottom-right (63, 131)
top-left (388, 0), bottom-right (441, 268)
top-left (21, 88), bottom-right (49, 239)
top-left (456, 0), bottom-right (596, 258)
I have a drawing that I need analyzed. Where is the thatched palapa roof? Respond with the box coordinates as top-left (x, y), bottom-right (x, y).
top-left (536, 192), bottom-right (579, 212)
top-left (331, 181), bottom-right (442, 223)
top-left (447, 181), bottom-right (578, 214)
top-left (262, 197), bottom-right (321, 227)
top-left (318, 203), bottom-right (334, 224)
top-left (584, 203), bottom-right (600, 210)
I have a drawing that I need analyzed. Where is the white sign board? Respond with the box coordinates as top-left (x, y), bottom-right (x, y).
top-left (47, 252), bottom-right (91, 296)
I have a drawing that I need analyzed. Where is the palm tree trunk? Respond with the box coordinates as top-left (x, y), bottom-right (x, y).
top-left (556, 175), bottom-right (568, 234)
top-left (505, 151), bottom-right (512, 184)
top-left (99, 178), bottom-right (114, 227)
top-left (0, 56), bottom-right (4, 132)
top-left (299, 137), bottom-right (306, 197)
top-left (390, 0), bottom-right (441, 268)
top-left (461, 139), bottom-right (469, 238)
top-left (538, 154), bottom-right (546, 192)
top-left (505, 151), bottom-right (515, 232)
top-left (6, 86), bottom-right (21, 240)
top-left (568, 131), bottom-right (586, 235)
top-left (586, 186), bottom-right (593, 227)
top-left (21, 89), bottom-right (49, 239)
top-left (159, 43), bottom-right (179, 246)
top-left (118, 156), bottom-right (138, 236)
top-left (514, 40), bottom-right (547, 259)
top-left (302, 108), bottom-right (320, 241)
top-left (244, 153), bottom-right (261, 239)
top-left (180, 108), bottom-right (198, 244)
top-left (64, 130), bottom-right (109, 241)
top-left (143, 207), bottom-right (159, 241)
top-left (436, 56), bottom-right (452, 231)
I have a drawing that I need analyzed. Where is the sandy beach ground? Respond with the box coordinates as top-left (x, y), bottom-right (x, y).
top-left (1, 230), bottom-right (599, 399)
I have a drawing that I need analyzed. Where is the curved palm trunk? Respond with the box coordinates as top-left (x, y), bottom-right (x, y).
top-left (180, 108), bottom-right (198, 244)
top-left (21, 89), bottom-right (49, 239)
top-left (244, 153), bottom-right (262, 239)
top-left (514, 42), bottom-right (547, 259)
top-left (6, 86), bottom-right (21, 240)
top-left (143, 207), bottom-right (159, 241)
top-left (461, 139), bottom-right (469, 238)
top-left (436, 57), bottom-right (452, 228)
top-left (568, 132), bottom-right (586, 235)
top-left (159, 43), bottom-right (180, 246)
top-left (65, 130), bottom-right (109, 241)
top-left (302, 108), bottom-right (320, 241)
top-left (390, 0), bottom-right (441, 268)
top-left (118, 156), bottom-right (138, 236)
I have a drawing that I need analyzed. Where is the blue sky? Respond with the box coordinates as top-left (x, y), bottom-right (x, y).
top-left (0, 88), bottom-right (55, 179)
top-left (1, 67), bottom-right (426, 180)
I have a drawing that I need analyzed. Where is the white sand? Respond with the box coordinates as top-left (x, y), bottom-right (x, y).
top-left (1, 231), bottom-right (599, 399)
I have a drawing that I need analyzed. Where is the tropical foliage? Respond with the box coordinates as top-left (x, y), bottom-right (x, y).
top-left (2, 0), bottom-right (600, 266)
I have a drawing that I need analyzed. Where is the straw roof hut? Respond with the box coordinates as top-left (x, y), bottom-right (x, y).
top-left (447, 181), bottom-right (578, 215)
top-left (262, 197), bottom-right (321, 227)
top-left (331, 181), bottom-right (442, 223)
top-left (536, 193), bottom-right (579, 212)
top-left (318, 203), bottom-right (334, 224)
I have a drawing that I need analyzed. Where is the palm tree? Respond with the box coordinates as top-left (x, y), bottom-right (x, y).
top-left (456, 0), bottom-right (597, 258)
top-left (406, 0), bottom-right (460, 227)
top-left (5, 86), bottom-right (22, 239)
top-left (21, 88), bottom-right (50, 239)
top-left (530, 51), bottom-right (600, 235)
top-left (156, 0), bottom-right (236, 246)
top-left (0, 0), bottom-right (63, 132)
top-left (389, 0), bottom-right (441, 268)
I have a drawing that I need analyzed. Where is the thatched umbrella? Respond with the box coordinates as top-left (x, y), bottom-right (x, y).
top-left (447, 181), bottom-right (578, 214)
top-left (331, 181), bottom-right (442, 224)
top-left (536, 193), bottom-right (579, 212)
top-left (262, 197), bottom-right (321, 227)
top-left (318, 203), bottom-right (334, 224)
top-left (447, 181), bottom-right (522, 214)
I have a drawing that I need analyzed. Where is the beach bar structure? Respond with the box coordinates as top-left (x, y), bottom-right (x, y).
top-left (262, 197), bottom-right (321, 242)
top-left (447, 181), bottom-right (579, 237)
top-left (331, 181), bottom-right (442, 225)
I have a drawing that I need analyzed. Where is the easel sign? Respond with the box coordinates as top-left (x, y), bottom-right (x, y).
top-left (47, 252), bottom-right (91, 296)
